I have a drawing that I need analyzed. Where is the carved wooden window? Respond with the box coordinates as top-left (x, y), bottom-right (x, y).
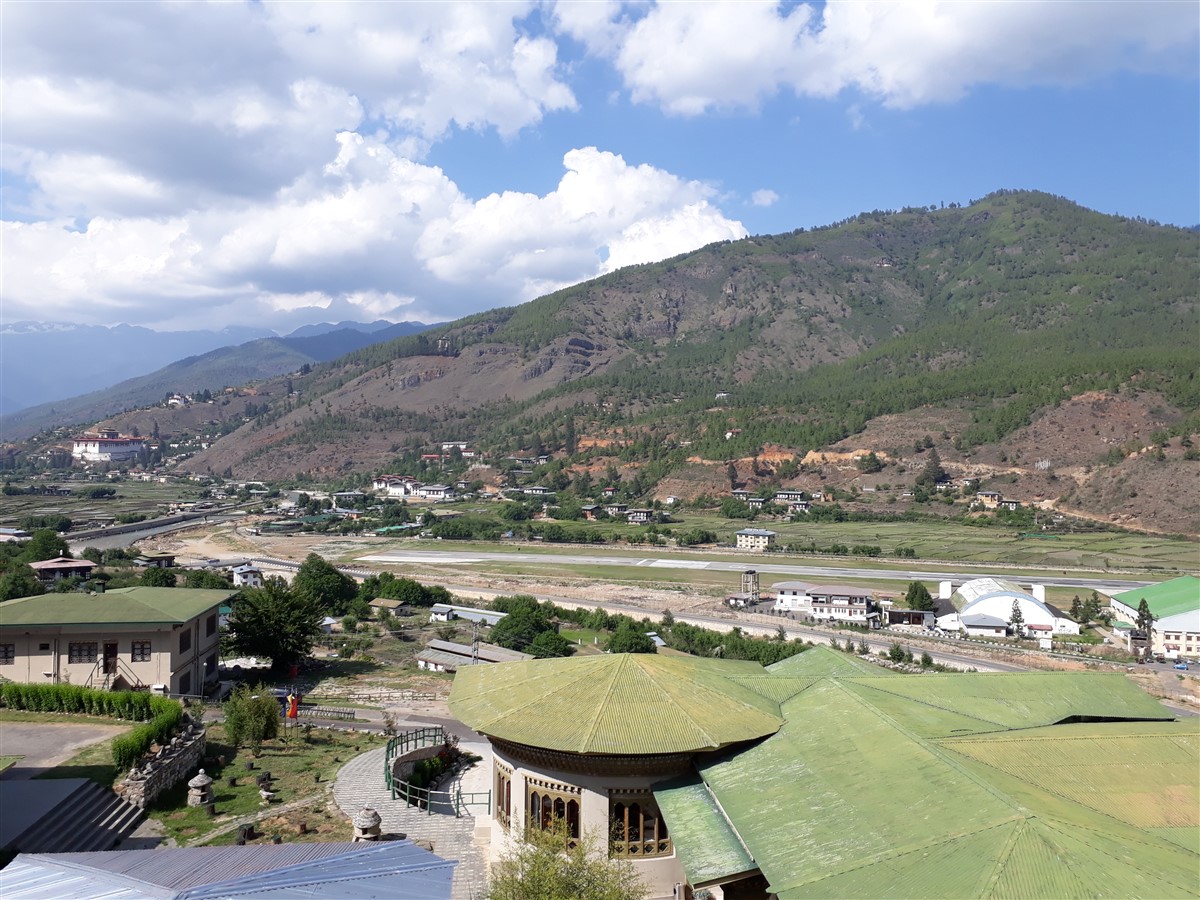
top-left (610, 792), bottom-right (671, 858)
top-left (496, 765), bottom-right (512, 830)
top-left (526, 779), bottom-right (580, 843)
top-left (131, 641), bottom-right (151, 662)
top-left (0, 644), bottom-right (14, 665)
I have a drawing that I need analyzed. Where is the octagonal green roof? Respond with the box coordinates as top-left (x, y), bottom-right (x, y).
top-left (449, 653), bottom-right (784, 756)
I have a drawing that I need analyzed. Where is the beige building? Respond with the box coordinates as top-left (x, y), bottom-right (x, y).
top-left (735, 528), bottom-right (777, 551)
top-left (0, 586), bottom-right (235, 695)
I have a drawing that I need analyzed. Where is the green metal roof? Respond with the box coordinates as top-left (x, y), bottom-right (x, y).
top-left (449, 653), bottom-right (784, 755)
top-left (766, 645), bottom-right (894, 677)
top-left (1111, 575), bottom-right (1200, 619)
top-left (0, 587), bottom-right (236, 627)
top-left (654, 773), bottom-right (756, 887)
top-left (684, 661), bottom-right (1197, 899)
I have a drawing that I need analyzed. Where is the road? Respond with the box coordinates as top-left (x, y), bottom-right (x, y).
top-left (357, 548), bottom-right (1154, 595)
top-left (67, 512), bottom-right (244, 553)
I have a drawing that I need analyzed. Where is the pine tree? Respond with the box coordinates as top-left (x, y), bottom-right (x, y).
top-left (1009, 599), bottom-right (1025, 636)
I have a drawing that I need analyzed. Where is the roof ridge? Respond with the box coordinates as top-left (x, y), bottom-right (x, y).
top-left (576, 654), bottom-right (629, 752)
top-left (843, 677), bottom-right (1013, 731)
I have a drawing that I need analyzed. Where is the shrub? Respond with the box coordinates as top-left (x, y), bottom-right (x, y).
top-left (223, 684), bottom-right (281, 756)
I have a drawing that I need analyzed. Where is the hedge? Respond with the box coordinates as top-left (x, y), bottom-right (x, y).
top-left (0, 683), bottom-right (184, 771)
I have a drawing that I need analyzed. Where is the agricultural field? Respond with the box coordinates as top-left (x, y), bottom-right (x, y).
top-left (0, 479), bottom-right (213, 532)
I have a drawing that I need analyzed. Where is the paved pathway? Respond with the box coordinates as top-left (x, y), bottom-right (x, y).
top-left (0, 722), bottom-right (129, 780)
top-left (334, 741), bottom-right (492, 900)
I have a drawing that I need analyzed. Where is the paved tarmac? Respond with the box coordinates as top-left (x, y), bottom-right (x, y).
top-left (0, 722), bottom-right (129, 780)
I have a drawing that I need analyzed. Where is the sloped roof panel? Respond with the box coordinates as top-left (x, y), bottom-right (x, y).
top-left (449, 654), bottom-right (783, 755)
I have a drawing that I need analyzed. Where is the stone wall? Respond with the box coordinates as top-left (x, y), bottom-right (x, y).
top-left (116, 714), bottom-right (207, 809)
top-left (390, 744), bottom-right (444, 785)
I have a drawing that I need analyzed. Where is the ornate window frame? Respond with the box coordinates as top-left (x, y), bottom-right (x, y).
top-left (526, 776), bottom-right (581, 843)
top-left (609, 789), bottom-right (672, 859)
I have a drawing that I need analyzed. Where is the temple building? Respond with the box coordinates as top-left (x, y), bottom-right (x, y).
top-left (449, 646), bottom-right (1199, 900)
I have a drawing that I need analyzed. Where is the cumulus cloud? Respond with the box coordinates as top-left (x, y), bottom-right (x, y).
top-left (1, 139), bottom-right (746, 329)
top-left (571, 0), bottom-right (1199, 113)
top-left (751, 189), bottom-right (780, 208)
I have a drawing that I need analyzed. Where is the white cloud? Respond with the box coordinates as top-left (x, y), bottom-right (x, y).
top-left (416, 147), bottom-right (747, 300)
top-left (571, 1), bottom-right (1198, 113)
top-left (1, 140), bottom-right (746, 329)
top-left (751, 189), bottom-right (780, 208)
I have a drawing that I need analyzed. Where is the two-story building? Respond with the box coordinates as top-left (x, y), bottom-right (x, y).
top-left (1108, 576), bottom-right (1200, 661)
top-left (772, 581), bottom-right (877, 625)
top-left (0, 587), bottom-right (236, 695)
top-left (71, 430), bottom-right (147, 463)
top-left (735, 528), bottom-right (777, 551)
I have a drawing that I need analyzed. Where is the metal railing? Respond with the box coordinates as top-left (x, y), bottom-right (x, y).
top-left (382, 725), bottom-right (490, 818)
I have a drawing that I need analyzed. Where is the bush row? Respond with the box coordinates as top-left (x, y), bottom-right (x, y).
top-left (111, 700), bottom-right (185, 771)
top-left (0, 683), bottom-right (184, 771)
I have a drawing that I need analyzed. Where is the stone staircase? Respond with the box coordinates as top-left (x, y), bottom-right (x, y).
top-left (9, 781), bottom-right (144, 853)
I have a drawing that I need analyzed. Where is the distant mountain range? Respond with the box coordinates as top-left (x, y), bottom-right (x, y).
top-left (0, 320), bottom-right (436, 439)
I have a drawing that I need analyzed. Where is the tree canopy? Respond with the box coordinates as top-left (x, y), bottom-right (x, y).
top-left (140, 566), bottom-right (177, 587)
top-left (486, 820), bottom-right (646, 900)
top-left (226, 577), bottom-right (322, 669)
top-left (904, 581), bottom-right (935, 611)
top-left (292, 552), bottom-right (358, 616)
top-left (606, 624), bottom-right (657, 654)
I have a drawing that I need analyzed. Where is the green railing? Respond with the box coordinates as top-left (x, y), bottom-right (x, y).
top-left (382, 725), bottom-right (489, 818)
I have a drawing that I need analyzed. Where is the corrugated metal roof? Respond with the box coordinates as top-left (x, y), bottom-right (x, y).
top-left (0, 842), bottom-right (455, 900)
top-left (1111, 575), bottom-right (1200, 619)
top-left (0, 587), bottom-right (234, 627)
top-left (450, 653), bottom-right (784, 755)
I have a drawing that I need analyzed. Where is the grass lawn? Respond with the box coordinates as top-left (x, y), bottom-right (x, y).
top-left (0, 756), bottom-right (22, 773)
top-left (150, 723), bottom-right (387, 846)
top-left (0, 709), bottom-right (135, 727)
top-left (560, 628), bottom-right (608, 648)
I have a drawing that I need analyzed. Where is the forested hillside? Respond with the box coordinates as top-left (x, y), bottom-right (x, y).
top-left (178, 191), bottom-right (1195, 492)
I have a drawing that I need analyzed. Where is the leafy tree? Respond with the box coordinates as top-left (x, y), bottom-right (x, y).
top-left (1135, 598), bottom-right (1156, 661)
top-left (185, 569), bottom-right (232, 589)
top-left (19, 530), bottom-right (70, 563)
top-left (857, 638), bottom-right (870, 655)
top-left (0, 563), bottom-right (44, 601)
top-left (1008, 599), bottom-right (1025, 635)
top-left (529, 630), bottom-right (574, 658)
top-left (1069, 595), bottom-right (1082, 621)
top-left (856, 451), bottom-right (884, 473)
top-left (915, 448), bottom-right (945, 488)
top-left (920, 652), bottom-right (934, 668)
top-left (292, 552), bottom-right (358, 616)
top-left (226, 578), bottom-right (322, 670)
top-left (887, 642), bottom-right (907, 663)
top-left (905, 581), bottom-right (935, 611)
top-left (726, 461), bottom-right (738, 489)
top-left (718, 498), bottom-right (753, 519)
top-left (223, 684), bottom-right (280, 756)
top-left (486, 819), bottom-right (646, 900)
top-left (140, 566), bottom-right (177, 587)
top-left (606, 625), bottom-right (657, 654)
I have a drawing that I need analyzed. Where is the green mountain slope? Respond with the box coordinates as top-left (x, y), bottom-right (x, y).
top-left (182, 190), bottom-right (1196, 488)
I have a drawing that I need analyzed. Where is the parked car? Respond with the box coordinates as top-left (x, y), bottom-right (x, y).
top-left (1173, 662), bottom-right (1189, 671)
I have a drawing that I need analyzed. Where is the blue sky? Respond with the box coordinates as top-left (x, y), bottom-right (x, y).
top-left (2, 1), bottom-right (1196, 332)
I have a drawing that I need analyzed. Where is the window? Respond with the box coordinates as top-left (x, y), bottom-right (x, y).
top-left (610, 792), bottom-right (671, 859)
top-left (526, 778), bottom-right (580, 843)
top-left (131, 641), bottom-right (151, 662)
top-left (496, 765), bottom-right (513, 830)
top-left (38, 643), bottom-right (50, 651)
top-left (205, 614), bottom-right (217, 637)
top-left (205, 653), bottom-right (216, 676)
top-left (0, 644), bottom-right (14, 665)
top-left (69, 642), bottom-right (97, 664)
top-left (179, 629), bottom-right (191, 654)
top-left (179, 671), bottom-right (192, 696)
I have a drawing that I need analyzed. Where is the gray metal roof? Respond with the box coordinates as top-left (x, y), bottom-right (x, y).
top-left (0, 841), bottom-right (455, 900)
